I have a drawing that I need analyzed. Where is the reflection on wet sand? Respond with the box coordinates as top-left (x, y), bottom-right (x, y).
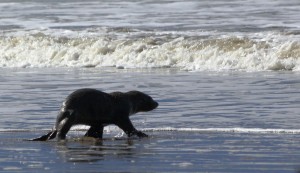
top-left (56, 137), bottom-right (139, 163)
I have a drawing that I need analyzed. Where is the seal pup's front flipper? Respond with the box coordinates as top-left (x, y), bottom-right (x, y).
top-left (116, 117), bottom-right (148, 138)
top-left (26, 130), bottom-right (57, 141)
top-left (84, 126), bottom-right (104, 138)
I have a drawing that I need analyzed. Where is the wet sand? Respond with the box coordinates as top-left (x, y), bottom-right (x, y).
top-left (1, 130), bottom-right (300, 173)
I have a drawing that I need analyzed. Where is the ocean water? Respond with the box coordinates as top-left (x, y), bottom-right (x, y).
top-left (1, 0), bottom-right (300, 172)
top-left (1, 0), bottom-right (300, 71)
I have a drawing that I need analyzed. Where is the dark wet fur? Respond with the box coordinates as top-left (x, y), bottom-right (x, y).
top-left (27, 89), bottom-right (158, 141)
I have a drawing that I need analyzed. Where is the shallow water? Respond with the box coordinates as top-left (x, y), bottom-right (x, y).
top-left (1, 68), bottom-right (300, 130)
top-left (0, 68), bottom-right (300, 172)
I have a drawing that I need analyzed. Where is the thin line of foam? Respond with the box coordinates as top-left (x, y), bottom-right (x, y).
top-left (142, 127), bottom-right (300, 134)
top-left (1, 127), bottom-right (300, 134)
top-left (0, 129), bottom-right (51, 133)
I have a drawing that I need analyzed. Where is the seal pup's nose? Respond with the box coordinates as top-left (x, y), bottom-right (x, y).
top-left (153, 101), bottom-right (159, 109)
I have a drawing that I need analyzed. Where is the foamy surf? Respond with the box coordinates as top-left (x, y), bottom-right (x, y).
top-left (1, 30), bottom-right (300, 71)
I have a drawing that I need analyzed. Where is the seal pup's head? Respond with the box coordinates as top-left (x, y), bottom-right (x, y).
top-left (127, 91), bottom-right (158, 114)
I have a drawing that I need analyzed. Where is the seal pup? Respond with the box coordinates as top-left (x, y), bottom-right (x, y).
top-left (29, 88), bottom-right (158, 141)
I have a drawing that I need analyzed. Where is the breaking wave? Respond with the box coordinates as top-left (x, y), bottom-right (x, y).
top-left (1, 30), bottom-right (300, 71)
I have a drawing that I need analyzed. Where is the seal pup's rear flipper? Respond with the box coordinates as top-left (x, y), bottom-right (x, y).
top-left (26, 130), bottom-right (57, 141)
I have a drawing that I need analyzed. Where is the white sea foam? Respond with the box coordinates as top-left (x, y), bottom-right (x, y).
top-left (142, 127), bottom-right (300, 134)
top-left (1, 30), bottom-right (300, 71)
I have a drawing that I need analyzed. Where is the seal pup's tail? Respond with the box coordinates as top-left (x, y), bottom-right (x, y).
top-left (26, 130), bottom-right (57, 141)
